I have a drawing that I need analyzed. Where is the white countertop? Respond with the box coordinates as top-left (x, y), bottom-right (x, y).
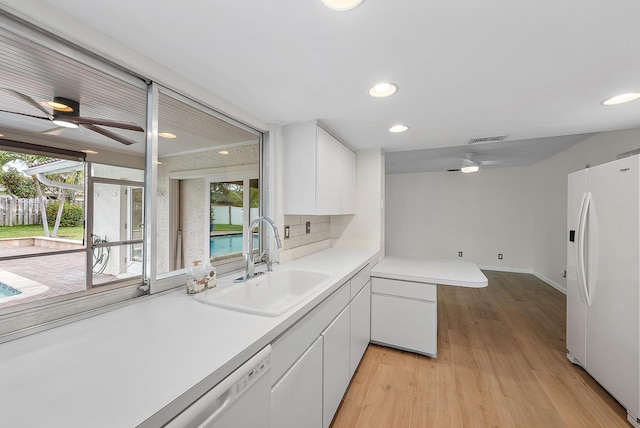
top-left (0, 247), bottom-right (378, 428)
top-left (371, 256), bottom-right (488, 287)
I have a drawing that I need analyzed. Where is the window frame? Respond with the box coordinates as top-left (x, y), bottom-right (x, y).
top-left (0, 16), bottom-right (267, 341)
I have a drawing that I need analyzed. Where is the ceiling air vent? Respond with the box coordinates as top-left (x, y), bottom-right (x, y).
top-left (468, 135), bottom-right (508, 144)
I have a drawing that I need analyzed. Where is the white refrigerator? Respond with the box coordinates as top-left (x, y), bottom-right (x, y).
top-left (567, 154), bottom-right (640, 427)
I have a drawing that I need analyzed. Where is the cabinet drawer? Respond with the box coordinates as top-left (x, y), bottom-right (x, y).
top-left (350, 265), bottom-right (370, 299)
top-left (371, 294), bottom-right (437, 356)
top-left (271, 283), bottom-right (350, 385)
top-left (371, 277), bottom-right (436, 301)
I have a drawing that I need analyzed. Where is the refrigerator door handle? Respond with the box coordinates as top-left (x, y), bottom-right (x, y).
top-left (577, 192), bottom-right (592, 306)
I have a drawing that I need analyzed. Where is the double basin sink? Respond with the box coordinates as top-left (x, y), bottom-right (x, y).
top-left (194, 268), bottom-right (333, 316)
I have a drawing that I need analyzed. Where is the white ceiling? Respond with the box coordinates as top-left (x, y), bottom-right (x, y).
top-left (3, 0), bottom-right (640, 171)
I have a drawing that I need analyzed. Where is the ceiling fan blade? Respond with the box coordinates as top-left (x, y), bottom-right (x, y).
top-left (39, 127), bottom-right (66, 136)
top-left (73, 116), bottom-right (143, 132)
top-left (0, 88), bottom-right (54, 120)
top-left (0, 108), bottom-right (51, 122)
top-left (81, 123), bottom-right (137, 145)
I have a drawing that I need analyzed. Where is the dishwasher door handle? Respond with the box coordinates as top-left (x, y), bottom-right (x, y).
top-left (198, 391), bottom-right (233, 428)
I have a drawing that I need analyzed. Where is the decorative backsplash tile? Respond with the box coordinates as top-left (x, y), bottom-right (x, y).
top-left (283, 215), bottom-right (330, 250)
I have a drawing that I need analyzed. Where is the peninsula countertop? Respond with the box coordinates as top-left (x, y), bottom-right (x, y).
top-left (371, 256), bottom-right (488, 287)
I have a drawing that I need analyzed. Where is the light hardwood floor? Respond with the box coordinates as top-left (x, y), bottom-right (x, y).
top-left (331, 271), bottom-right (629, 428)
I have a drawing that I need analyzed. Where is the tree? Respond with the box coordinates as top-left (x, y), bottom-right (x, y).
top-left (0, 151), bottom-right (83, 236)
top-left (0, 168), bottom-right (36, 198)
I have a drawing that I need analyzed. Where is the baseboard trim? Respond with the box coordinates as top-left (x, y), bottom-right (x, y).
top-left (477, 266), bottom-right (567, 295)
top-left (532, 272), bottom-right (567, 295)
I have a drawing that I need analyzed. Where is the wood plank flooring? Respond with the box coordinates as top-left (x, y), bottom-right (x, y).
top-left (331, 271), bottom-right (629, 428)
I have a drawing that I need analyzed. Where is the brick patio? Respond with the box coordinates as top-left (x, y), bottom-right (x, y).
top-left (0, 245), bottom-right (133, 310)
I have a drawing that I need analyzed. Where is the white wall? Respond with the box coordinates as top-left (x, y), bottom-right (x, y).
top-left (531, 128), bottom-right (640, 291)
top-left (385, 166), bottom-right (534, 271)
top-left (333, 149), bottom-right (385, 254)
top-left (384, 128), bottom-right (640, 293)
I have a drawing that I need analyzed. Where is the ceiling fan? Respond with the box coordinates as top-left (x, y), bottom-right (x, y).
top-left (0, 88), bottom-right (144, 145)
top-left (447, 152), bottom-right (501, 173)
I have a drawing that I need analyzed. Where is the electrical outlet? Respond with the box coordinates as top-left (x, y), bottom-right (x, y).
top-left (498, 253), bottom-right (503, 260)
top-left (563, 269), bottom-right (567, 278)
top-left (306, 221), bottom-right (311, 234)
top-left (458, 251), bottom-right (463, 257)
top-left (284, 225), bottom-right (290, 239)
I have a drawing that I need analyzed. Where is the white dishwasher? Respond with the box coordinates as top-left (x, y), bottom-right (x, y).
top-left (165, 345), bottom-right (271, 428)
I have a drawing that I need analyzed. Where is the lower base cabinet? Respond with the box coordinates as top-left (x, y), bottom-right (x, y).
top-left (350, 282), bottom-right (371, 377)
top-left (371, 278), bottom-right (437, 356)
top-left (322, 306), bottom-right (351, 428)
top-left (271, 337), bottom-right (323, 428)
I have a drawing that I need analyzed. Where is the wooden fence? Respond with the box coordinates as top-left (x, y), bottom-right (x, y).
top-left (0, 198), bottom-right (44, 226)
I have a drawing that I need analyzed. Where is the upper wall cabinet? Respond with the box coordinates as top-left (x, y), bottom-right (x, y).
top-left (283, 122), bottom-right (356, 215)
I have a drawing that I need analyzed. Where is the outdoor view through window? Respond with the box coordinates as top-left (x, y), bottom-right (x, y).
top-left (0, 148), bottom-right (146, 310)
top-left (0, 16), bottom-right (263, 334)
top-left (0, 150), bottom-right (86, 309)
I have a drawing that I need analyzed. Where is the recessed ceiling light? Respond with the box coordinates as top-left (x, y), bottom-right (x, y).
top-left (81, 149), bottom-right (98, 155)
top-left (0, 133), bottom-right (4, 137)
top-left (159, 132), bottom-right (177, 139)
top-left (602, 93), bottom-right (640, 106)
top-left (369, 82), bottom-right (397, 98)
top-left (218, 150), bottom-right (229, 155)
top-left (389, 124), bottom-right (409, 133)
top-left (320, 0), bottom-right (364, 11)
top-left (41, 101), bottom-right (73, 112)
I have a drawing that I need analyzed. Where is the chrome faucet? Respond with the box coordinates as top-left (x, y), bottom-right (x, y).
top-left (235, 216), bottom-right (282, 282)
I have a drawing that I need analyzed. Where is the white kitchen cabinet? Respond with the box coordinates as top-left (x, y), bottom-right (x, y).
top-left (283, 121), bottom-right (356, 215)
top-left (350, 281), bottom-right (370, 378)
top-left (370, 277), bottom-right (437, 357)
top-left (272, 337), bottom-right (323, 428)
top-left (322, 306), bottom-right (351, 428)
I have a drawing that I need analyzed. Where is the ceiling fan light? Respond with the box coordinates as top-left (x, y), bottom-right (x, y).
top-left (321, 0), bottom-right (364, 11)
top-left (52, 119), bottom-right (79, 129)
top-left (461, 165), bottom-right (479, 173)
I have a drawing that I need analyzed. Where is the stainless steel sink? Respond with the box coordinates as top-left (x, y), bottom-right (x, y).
top-left (194, 268), bottom-right (333, 316)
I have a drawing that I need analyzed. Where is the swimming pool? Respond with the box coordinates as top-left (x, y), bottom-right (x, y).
top-left (210, 233), bottom-right (259, 257)
top-left (0, 282), bottom-right (22, 299)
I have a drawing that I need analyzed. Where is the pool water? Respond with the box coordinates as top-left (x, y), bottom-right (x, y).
top-left (0, 282), bottom-right (21, 299)
top-left (210, 234), bottom-right (259, 257)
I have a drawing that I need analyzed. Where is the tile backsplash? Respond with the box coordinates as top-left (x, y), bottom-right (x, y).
top-left (283, 215), bottom-right (330, 250)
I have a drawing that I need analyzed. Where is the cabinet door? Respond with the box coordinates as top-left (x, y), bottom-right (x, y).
top-left (337, 140), bottom-right (356, 214)
top-left (322, 306), bottom-right (351, 428)
top-left (350, 281), bottom-right (370, 378)
top-left (283, 122), bottom-right (318, 215)
top-left (371, 294), bottom-right (437, 356)
top-left (272, 337), bottom-right (323, 428)
top-left (316, 127), bottom-right (342, 215)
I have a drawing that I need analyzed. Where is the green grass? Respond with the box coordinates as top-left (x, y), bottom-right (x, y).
top-left (0, 224), bottom-right (84, 241)
top-left (213, 224), bottom-right (243, 232)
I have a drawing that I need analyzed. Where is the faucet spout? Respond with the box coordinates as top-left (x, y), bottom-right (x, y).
top-left (235, 216), bottom-right (282, 282)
